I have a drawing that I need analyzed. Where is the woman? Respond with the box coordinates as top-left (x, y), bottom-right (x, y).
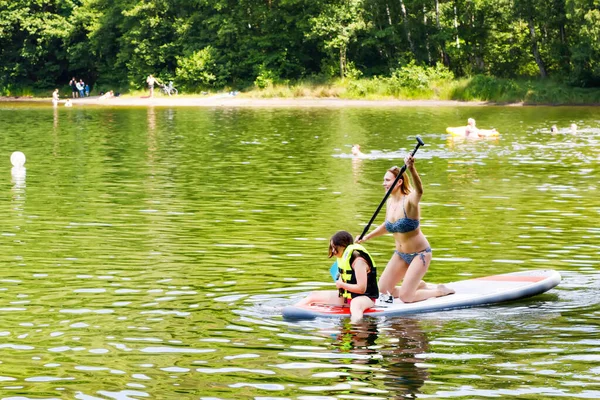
top-left (357, 155), bottom-right (454, 303)
top-left (294, 230), bottom-right (378, 322)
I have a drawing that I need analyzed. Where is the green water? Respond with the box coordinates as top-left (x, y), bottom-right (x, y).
top-left (0, 103), bottom-right (598, 399)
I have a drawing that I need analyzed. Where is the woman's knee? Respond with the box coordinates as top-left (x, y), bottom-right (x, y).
top-left (397, 288), bottom-right (417, 303)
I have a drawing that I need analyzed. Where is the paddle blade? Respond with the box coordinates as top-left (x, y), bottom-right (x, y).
top-left (329, 261), bottom-right (338, 281)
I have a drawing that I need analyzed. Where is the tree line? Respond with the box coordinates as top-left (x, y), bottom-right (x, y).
top-left (1, 0), bottom-right (599, 93)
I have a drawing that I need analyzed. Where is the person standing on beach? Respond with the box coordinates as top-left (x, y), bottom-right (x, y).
top-left (147, 75), bottom-right (160, 98)
top-left (77, 79), bottom-right (85, 98)
top-left (69, 77), bottom-right (78, 98)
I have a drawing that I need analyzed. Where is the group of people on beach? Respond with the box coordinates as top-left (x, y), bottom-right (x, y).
top-left (295, 152), bottom-right (455, 322)
top-left (69, 77), bottom-right (89, 98)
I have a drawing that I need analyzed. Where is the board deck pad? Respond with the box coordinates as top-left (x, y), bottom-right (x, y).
top-left (282, 269), bottom-right (561, 320)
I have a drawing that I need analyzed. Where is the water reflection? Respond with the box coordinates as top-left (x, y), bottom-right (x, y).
top-left (10, 151), bottom-right (26, 200)
top-left (11, 165), bottom-right (26, 191)
top-left (381, 319), bottom-right (429, 398)
top-left (293, 318), bottom-right (430, 398)
top-left (351, 156), bottom-right (364, 183)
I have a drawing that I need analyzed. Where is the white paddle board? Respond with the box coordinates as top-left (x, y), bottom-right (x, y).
top-left (283, 269), bottom-right (561, 320)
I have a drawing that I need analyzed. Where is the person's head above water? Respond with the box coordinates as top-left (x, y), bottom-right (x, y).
top-left (351, 144), bottom-right (364, 157)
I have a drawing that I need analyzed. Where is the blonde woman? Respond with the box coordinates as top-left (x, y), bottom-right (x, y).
top-left (357, 155), bottom-right (454, 303)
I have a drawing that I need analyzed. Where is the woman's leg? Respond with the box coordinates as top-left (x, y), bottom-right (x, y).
top-left (397, 251), bottom-right (454, 302)
top-left (378, 253), bottom-right (408, 296)
top-left (295, 290), bottom-right (345, 307)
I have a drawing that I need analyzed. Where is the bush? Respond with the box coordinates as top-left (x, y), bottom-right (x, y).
top-left (254, 64), bottom-right (279, 89)
top-left (344, 62), bottom-right (363, 80)
top-left (176, 46), bottom-right (219, 88)
top-left (387, 62), bottom-right (454, 97)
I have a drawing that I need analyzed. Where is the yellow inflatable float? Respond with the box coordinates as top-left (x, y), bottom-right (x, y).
top-left (446, 126), bottom-right (500, 137)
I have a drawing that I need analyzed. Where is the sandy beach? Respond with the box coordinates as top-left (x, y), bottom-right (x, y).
top-left (1, 94), bottom-right (494, 108)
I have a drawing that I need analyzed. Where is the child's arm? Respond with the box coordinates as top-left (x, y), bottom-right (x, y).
top-left (336, 254), bottom-right (369, 294)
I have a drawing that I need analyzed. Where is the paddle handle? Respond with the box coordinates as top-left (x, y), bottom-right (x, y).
top-left (357, 136), bottom-right (425, 241)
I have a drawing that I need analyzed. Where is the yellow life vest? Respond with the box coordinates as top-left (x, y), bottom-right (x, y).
top-left (337, 244), bottom-right (374, 301)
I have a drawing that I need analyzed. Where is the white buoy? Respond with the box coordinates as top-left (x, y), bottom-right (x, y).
top-left (10, 151), bottom-right (26, 168)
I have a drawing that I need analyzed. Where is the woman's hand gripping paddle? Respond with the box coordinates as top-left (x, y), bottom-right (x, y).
top-left (329, 136), bottom-right (426, 281)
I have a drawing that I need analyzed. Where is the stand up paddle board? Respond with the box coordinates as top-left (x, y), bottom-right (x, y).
top-left (283, 269), bottom-right (561, 320)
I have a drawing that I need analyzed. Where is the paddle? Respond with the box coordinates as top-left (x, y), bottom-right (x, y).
top-left (329, 136), bottom-right (426, 281)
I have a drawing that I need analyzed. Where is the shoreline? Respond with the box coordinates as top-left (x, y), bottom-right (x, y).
top-left (0, 95), bottom-right (505, 108)
top-left (3, 94), bottom-right (599, 107)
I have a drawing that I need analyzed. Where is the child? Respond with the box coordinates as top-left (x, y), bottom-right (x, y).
top-left (294, 230), bottom-right (379, 322)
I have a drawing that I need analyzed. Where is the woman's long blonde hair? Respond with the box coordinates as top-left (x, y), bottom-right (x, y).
top-left (388, 166), bottom-right (412, 195)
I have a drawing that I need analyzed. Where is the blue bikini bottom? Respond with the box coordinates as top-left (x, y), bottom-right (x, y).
top-left (394, 247), bottom-right (432, 265)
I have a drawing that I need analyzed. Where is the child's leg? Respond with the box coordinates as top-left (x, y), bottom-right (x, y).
top-left (295, 290), bottom-right (344, 307)
top-left (349, 296), bottom-right (375, 323)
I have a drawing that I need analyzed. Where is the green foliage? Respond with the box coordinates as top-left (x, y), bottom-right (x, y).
top-left (307, 0), bottom-right (368, 78)
top-left (344, 76), bottom-right (389, 98)
top-left (568, 7), bottom-right (600, 86)
top-left (254, 64), bottom-right (279, 89)
top-left (344, 61), bottom-right (363, 80)
top-left (387, 62), bottom-right (454, 96)
top-left (451, 75), bottom-right (527, 101)
top-left (3, 0), bottom-right (600, 93)
top-left (176, 46), bottom-right (220, 89)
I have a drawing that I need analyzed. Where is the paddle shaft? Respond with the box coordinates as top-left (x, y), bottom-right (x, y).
top-left (357, 137), bottom-right (425, 241)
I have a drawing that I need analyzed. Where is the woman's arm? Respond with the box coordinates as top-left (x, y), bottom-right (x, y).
top-left (356, 222), bottom-right (386, 243)
top-left (336, 255), bottom-right (369, 294)
top-left (405, 154), bottom-right (424, 202)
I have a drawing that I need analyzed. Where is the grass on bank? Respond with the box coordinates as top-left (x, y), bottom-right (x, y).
top-left (243, 75), bottom-right (600, 105)
top-left (4, 75), bottom-right (600, 105)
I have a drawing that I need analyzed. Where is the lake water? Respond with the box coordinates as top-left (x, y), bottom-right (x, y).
top-left (0, 102), bottom-right (598, 399)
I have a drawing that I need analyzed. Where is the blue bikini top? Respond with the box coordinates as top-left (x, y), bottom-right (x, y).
top-left (385, 196), bottom-right (420, 233)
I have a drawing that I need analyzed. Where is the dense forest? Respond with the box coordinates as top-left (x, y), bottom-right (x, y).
top-left (1, 0), bottom-right (599, 93)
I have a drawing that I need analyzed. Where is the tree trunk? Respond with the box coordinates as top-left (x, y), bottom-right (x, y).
top-left (528, 18), bottom-right (547, 78)
top-left (424, 6), bottom-right (431, 64)
top-left (454, 3), bottom-right (460, 48)
top-left (399, 0), bottom-right (415, 54)
top-left (435, 0), bottom-right (450, 66)
top-left (340, 46), bottom-right (346, 79)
